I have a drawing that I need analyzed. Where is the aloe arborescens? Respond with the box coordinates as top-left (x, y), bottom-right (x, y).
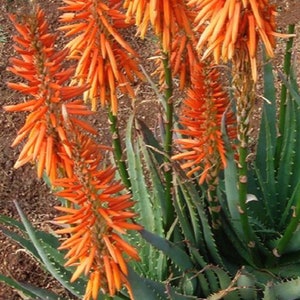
top-left (2, 1), bottom-right (300, 300)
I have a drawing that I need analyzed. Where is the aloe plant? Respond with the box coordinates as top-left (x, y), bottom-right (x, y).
top-left (2, 1), bottom-right (300, 300)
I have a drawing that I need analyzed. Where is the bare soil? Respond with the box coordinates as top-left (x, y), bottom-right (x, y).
top-left (0, 0), bottom-right (300, 299)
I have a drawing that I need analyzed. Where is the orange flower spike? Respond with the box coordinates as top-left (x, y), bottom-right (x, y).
top-left (103, 235), bottom-right (118, 262)
top-left (231, 1), bottom-right (241, 46)
top-left (105, 41), bottom-right (119, 80)
top-left (59, 0), bottom-right (142, 114)
top-left (45, 136), bottom-right (53, 175)
top-left (173, 62), bottom-right (236, 184)
top-left (17, 128), bottom-right (40, 161)
top-left (6, 6), bottom-right (90, 182)
top-left (84, 246), bottom-right (97, 276)
top-left (37, 141), bottom-right (46, 178)
top-left (4, 99), bottom-right (38, 112)
top-left (111, 261), bottom-right (122, 290)
top-left (91, 270), bottom-right (101, 300)
top-left (191, 0), bottom-right (281, 81)
top-left (52, 131), bottom-right (141, 298)
top-left (163, 0), bottom-right (171, 28)
top-left (210, 0), bottom-right (231, 43)
top-left (104, 256), bottom-right (115, 296)
top-left (249, 0), bottom-right (263, 29)
top-left (248, 14), bottom-right (257, 58)
top-left (112, 246), bottom-right (128, 274)
top-left (56, 126), bottom-right (72, 158)
top-left (13, 154), bottom-right (34, 169)
top-left (71, 257), bottom-right (89, 283)
top-left (111, 233), bottom-right (141, 260)
top-left (33, 122), bottom-right (47, 159)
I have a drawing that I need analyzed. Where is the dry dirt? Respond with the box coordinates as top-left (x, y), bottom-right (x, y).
top-left (0, 0), bottom-right (300, 299)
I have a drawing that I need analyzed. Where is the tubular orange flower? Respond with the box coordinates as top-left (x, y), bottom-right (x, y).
top-left (4, 5), bottom-right (95, 182)
top-left (53, 131), bottom-right (142, 300)
top-left (124, 0), bottom-right (195, 53)
top-left (153, 36), bottom-right (201, 90)
top-left (125, 1), bottom-right (200, 91)
top-left (189, 0), bottom-right (280, 81)
top-left (172, 62), bottom-right (236, 184)
top-left (59, 0), bottom-right (144, 114)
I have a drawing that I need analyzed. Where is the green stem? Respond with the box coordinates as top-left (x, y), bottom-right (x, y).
top-left (276, 24), bottom-right (295, 163)
top-left (238, 126), bottom-right (262, 266)
top-left (108, 111), bottom-right (131, 189)
top-left (235, 69), bottom-right (261, 265)
top-left (206, 165), bottom-right (222, 230)
top-left (162, 53), bottom-right (174, 230)
top-left (238, 144), bottom-right (253, 246)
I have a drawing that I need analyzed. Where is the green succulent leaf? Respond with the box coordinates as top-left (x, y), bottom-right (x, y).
top-left (0, 226), bottom-right (41, 262)
top-left (125, 115), bottom-right (155, 232)
top-left (222, 142), bottom-right (241, 229)
top-left (128, 267), bottom-right (197, 300)
top-left (13, 201), bottom-right (86, 298)
top-left (263, 278), bottom-right (300, 300)
top-left (237, 271), bottom-right (257, 300)
top-left (173, 177), bottom-right (202, 252)
top-left (0, 213), bottom-right (60, 249)
top-left (251, 56), bottom-right (277, 226)
top-left (267, 262), bottom-right (300, 278)
top-left (125, 115), bottom-right (167, 280)
top-left (136, 118), bottom-right (165, 166)
top-left (0, 214), bottom-right (26, 231)
top-left (140, 229), bottom-right (194, 271)
top-left (0, 274), bottom-right (38, 299)
top-left (17, 281), bottom-right (68, 300)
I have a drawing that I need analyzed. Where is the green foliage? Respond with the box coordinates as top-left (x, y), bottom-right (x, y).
top-left (263, 278), bottom-right (300, 300)
top-left (2, 4), bottom-right (300, 300)
top-left (123, 26), bottom-right (300, 299)
top-left (0, 202), bottom-right (86, 299)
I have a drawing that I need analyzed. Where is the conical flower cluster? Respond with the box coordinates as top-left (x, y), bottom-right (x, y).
top-left (59, 0), bottom-right (144, 113)
top-left (5, 5), bottom-right (142, 299)
top-left (153, 36), bottom-right (201, 90)
top-left (4, 7), bottom-right (93, 181)
top-left (172, 63), bottom-right (236, 184)
top-left (54, 131), bottom-right (141, 299)
top-left (189, 0), bottom-right (278, 81)
top-left (124, 0), bottom-right (194, 53)
top-left (124, 0), bottom-right (202, 90)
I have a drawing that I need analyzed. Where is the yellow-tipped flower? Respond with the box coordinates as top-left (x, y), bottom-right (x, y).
top-left (54, 132), bottom-right (142, 300)
top-left (189, 0), bottom-right (279, 81)
top-left (4, 6), bottom-right (95, 182)
top-left (59, 0), bottom-right (144, 114)
top-left (124, 0), bottom-right (194, 53)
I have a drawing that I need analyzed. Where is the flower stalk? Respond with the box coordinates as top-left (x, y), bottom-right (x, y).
top-left (162, 53), bottom-right (175, 230)
top-left (234, 60), bottom-right (259, 263)
top-left (108, 111), bottom-right (131, 189)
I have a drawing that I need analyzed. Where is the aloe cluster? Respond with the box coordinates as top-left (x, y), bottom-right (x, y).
top-left (124, 25), bottom-right (300, 299)
top-left (1, 2), bottom-right (300, 300)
